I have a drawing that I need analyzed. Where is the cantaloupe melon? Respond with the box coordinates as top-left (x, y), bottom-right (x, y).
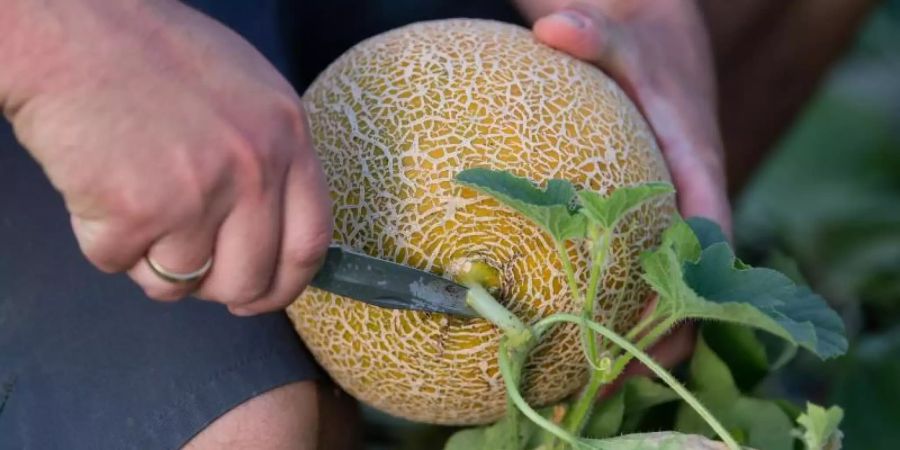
top-left (287, 19), bottom-right (675, 425)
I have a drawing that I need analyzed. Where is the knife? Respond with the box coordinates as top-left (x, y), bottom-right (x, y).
top-left (309, 245), bottom-right (478, 318)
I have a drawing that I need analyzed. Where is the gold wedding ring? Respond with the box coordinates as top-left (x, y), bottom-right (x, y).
top-left (145, 256), bottom-right (213, 284)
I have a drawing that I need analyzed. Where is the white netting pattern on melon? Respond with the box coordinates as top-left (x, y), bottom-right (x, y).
top-left (288, 19), bottom-right (674, 425)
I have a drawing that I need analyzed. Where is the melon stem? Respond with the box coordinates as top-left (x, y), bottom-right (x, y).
top-left (465, 282), bottom-right (531, 345)
top-left (581, 227), bottom-right (612, 368)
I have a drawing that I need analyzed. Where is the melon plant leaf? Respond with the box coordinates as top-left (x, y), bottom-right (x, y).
top-left (683, 243), bottom-right (848, 359)
top-left (686, 216), bottom-right (729, 250)
top-left (699, 323), bottom-right (769, 391)
top-left (456, 168), bottom-right (586, 241)
top-left (641, 216), bottom-right (848, 360)
top-left (675, 333), bottom-right (794, 450)
top-left (577, 182), bottom-right (674, 230)
top-left (581, 432), bottom-right (738, 449)
top-left (585, 377), bottom-right (680, 438)
top-left (443, 411), bottom-right (540, 450)
top-left (796, 403), bottom-right (844, 450)
top-left (443, 427), bottom-right (488, 450)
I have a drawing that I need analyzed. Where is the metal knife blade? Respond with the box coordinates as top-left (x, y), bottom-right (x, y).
top-left (309, 245), bottom-right (477, 318)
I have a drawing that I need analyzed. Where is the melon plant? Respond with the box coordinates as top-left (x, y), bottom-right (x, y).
top-left (289, 19), bottom-right (674, 424)
top-left (287, 18), bottom-right (850, 449)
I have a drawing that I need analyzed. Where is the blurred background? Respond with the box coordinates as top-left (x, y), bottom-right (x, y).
top-left (734, 3), bottom-right (900, 448)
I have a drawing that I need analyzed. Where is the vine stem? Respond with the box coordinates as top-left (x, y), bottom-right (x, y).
top-left (465, 283), bottom-right (529, 337)
top-left (581, 227), bottom-right (610, 366)
top-left (625, 314), bottom-right (659, 342)
top-left (536, 313), bottom-right (742, 450)
top-left (498, 339), bottom-right (584, 449)
top-left (559, 228), bottom-right (612, 441)
top-left (556, 241), bottom-right (584, 306)
top-left (559, 367), bottom-right (607, 442)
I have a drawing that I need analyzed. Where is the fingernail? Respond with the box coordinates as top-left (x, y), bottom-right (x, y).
top-left (551, 10), bottom-right (589, 29)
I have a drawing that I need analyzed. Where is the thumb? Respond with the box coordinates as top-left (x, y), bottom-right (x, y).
top-left (533, 8), bottom-right (631, 83)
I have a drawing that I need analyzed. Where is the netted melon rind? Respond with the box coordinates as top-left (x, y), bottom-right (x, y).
top-left (288, 18), bottom-right (675, 425)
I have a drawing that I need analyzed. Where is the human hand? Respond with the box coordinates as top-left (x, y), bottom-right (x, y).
top-left (518, 0), bottom-right (731, 233)
top-left (1, 0), bottom-right (332, 315)
top-left (516, 0), bottom-right (731, 378)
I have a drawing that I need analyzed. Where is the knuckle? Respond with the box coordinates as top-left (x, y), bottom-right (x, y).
top-left (223, 97), bottom-right (307, 200)
top-left (105, 188), bottom-right (158, 227)
top-left (206, 280), bottom-right (269, 306)
top-left (225, 131), bottom-right (280, 199)
top-left (74, 220), bottom-right (137, 273)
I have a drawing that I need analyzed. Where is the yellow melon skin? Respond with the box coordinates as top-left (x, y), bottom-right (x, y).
top-left (288, 19), bottom-right (675, 425)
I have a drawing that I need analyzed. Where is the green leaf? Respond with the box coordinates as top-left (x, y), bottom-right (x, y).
top-left (796, 403), bottom-right (844, 450)
top-left (577, 182), bottom-right (674, 230)
top-left (830, 327), bottom-right (900, 450)
top-left (700, 323), bottom-right (769, 391)
top-left (443, 412), bottom-right (540, 450)
top-left (456, 168), bottom-right (586, 241)
top-left (444, 427), bottom-right (488, 450)
top-left (641, 216), bottom-right (848, 360)
top-left (585, 377), bottom-right (680, 438)
top-left (683, 331), bottom-right (740, 399)
top-left (675, 334), bottom-right (794, 450)
top-left (582, 432), bottom-right (738, 449)
top-left (686, 217), bottom-right (729, 250)
top-left (638, 218), bottom-right (700, 314)
top-left (684, 243), bottom-right (848, 359)
top-left (585, 387), bottom-right (626, 439)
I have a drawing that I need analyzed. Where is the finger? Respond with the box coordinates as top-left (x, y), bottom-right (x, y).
top-left (193, 183), bottom-right (283, 307)
top-left (229, 151), bottom-right (333, 316)
top-left (534, 7), bottom-right (733, 235)
top-left (533, 8), bottom-right (634, 92)
top-left (127, 220), bottom-right (219, 301)
top-left (664, 150), bottom-right (733, 236)
top-left (71, 216), bottom-right (154, 273)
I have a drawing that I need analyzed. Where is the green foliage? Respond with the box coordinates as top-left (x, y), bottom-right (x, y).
top-left (577, 183), bottom-right (674, 230)
top-left (735, 93), bottom-right (900, 322)
top-left (447, 169), bottom-right (847, 450)
top-left (674, 334), bottom-right (794, 450)
top-left (444, 413), bottom-right (532, 450)
top-left (699, 324), bottom-right (769, 391)
top-left (641, 216), bottom-right (848, 359)
top-left (456, 168), bottom-right (586, 241)
top-left (796, 404), bottom-right (844, 450)
top-left (829, 327), bottom-right (900, 449)
top-left (584, 378), bottom-right (679, 438)
top-left (582, 432), bottom-right (735, 449)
